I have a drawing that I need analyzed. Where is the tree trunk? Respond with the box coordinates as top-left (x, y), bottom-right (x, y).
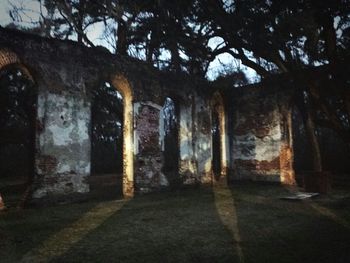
top-left (116, 19), bottom-right (128, 56)
top-left (296, 87), bottom-right (323, 172)
top-left (147, 31), bottom-right (156, 63)
top-left (169, 42), bottom-right (180, 72)
top-left (304, 106), bottom-right (323, 172)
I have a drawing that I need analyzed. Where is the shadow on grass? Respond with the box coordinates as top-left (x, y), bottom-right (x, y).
top-left (2, 183), bottom-right (350, 263)
top-left (229, 183), bottom-right (350, 263)
top-left (47, 188), bottom-right (238, 263)
top-left (0, 200), bottom-right (101, 263)
top-left (0, 188), bottom-right (238, 263)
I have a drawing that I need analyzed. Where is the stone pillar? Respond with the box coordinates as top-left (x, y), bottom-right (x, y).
top-left (179, 94), bottom-right (197, 184)
top-left (134, 102), bottom-right (168, 192)
top-left (33, 91), bottom-right (91, 198)
top-left (211, 92), bottom-right (228, 181)
top-left (122, 92), bottom-right (134, 197)
top-left (194, 97), bottom-right (212, 184)
top-left (111, 75), bottom-right (134, 198)
top-left (280, 105), bottom-right (296, 185)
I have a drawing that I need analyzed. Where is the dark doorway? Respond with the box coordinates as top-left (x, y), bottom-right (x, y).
top-left (0, 66), bottom-right (36, 207)
top-left (162, 97), bottom-right (180, 187)
top-left (90, 81), bottom-right (123, 198)
top-left (212, 106), bottom-right (221, 180)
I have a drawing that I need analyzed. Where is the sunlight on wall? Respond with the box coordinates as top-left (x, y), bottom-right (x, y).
top-left (211, 92), bottom-right (228, 178)
top-left (21, 200), bottom-right (126, 262)
top-left (111, 75), bottom-right (134, 198)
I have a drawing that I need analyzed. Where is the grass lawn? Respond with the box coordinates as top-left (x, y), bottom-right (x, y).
top-left (1, 183), bottom-right (350, 263)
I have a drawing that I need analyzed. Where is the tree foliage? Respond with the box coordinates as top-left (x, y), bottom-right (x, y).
top-left (6, 0), bottom-right (350, 169)
top-left (0, 66), bottom-right (36, 181)
top-left (7, 1), bottom-right (350, 75)
top-left (0, 67), bottom-right (36, 145)
top-left (91, 81), bottom-right (123, 174)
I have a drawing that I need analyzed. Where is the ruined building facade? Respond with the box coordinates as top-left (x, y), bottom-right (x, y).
top-left (0, 28), bottom-right (294, 201)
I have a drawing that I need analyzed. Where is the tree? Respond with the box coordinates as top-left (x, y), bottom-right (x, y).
top-left (129, 0), bottom-right (214, 75)
top-left (8, 0), bottom-right (140, 53)
top-left (91, 81), bottom-right (124, 174)
top-left (6, 0), bottom-right (350, 172)
top-left (195, 0), bottom-right (350, 74)
top-left (192, 0), bottom-right (350, 171)
top-left (0, 66), bottom-right (37, 208)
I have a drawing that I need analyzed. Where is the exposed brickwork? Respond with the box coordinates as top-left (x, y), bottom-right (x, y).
top-left (228, 84), bottom-right (296, 183)
top-left (123, 177), bottom-right (134, 198)
top-left (135, 103), bottom-right (168, 192)
top-left (235, 158), bottom-right (280, 171)
top-left (234, 99), bottom-right (277, 138)
top-left (136, 105), bottom-right (160, 154)
top-left (0, 27), bottom-right (298, 201)
top-left (37, 155), bottom-right (58, 174)
top-left (0, 48), bottom-right (20, 70)
top-left (0, 193), bottom-right (5, 210)
top-left (280, 144), bottom-right (295, 185)
top-left (0, 48), bottom-right (34, 81)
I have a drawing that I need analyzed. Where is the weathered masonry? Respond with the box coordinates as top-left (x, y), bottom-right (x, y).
top-left (0, 27), bottom-right (295, 202)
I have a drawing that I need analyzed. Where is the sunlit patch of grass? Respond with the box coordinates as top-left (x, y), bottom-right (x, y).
top-left (213, 183), bottom-right (244, 262)
top-left (1, 184), bottom-right (350, 263)
top-left (308, 202), bottom-right (350, 230)
top-left (21, 200), bottom-right (126, 262)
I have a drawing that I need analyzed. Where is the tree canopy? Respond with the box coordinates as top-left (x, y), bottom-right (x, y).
top-left (6, 0), bottom-right (350, 78)
top-left (4, 0), bottom-right (350, 169)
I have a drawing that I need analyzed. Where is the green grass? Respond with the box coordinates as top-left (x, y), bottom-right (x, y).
top-left (1, 183), bottom-right (350, 262)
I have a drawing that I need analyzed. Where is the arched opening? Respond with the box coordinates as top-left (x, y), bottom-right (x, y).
top-left (211, 92), bottom-right (227, 182)
top-left (110, 75), bottom-right (134, 197)
top-left (0, 64), bottom-right (36, 208)
top-left (90, 81), bottom-right (124, 198)
top-left (162, 97), bottom-right (180, 187)
top-left (212, 106), bottom-right (221, 180)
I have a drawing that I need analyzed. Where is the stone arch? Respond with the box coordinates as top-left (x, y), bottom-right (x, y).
top-left (110, 74), bottom-right (134, 197)
top-left (211, 91), bottom-right (228, 181)
top-left (0, 49), bottom-right (33, 81)
top-left (0, 48), bottom-right (37, 207)
top-left (0, 49), bottom-right (21, 70)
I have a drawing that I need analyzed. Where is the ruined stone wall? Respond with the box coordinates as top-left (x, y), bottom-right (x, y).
top-left (134, 102), bottom-right (168, 192)
top-left (34, 92), bottom-right (91, 197)
top-left (178, 92), bottom-right (212, 185)
top-left (194, 95), bottom-right (212, 184)
top-left (0, 29), bottom-right (100, 197)
top-left (0, 27), bottom-right (211, 199)
top-left (0, 27), bottom-right (296, 203)
top-left (227, 84), bottom-right (295, 184)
